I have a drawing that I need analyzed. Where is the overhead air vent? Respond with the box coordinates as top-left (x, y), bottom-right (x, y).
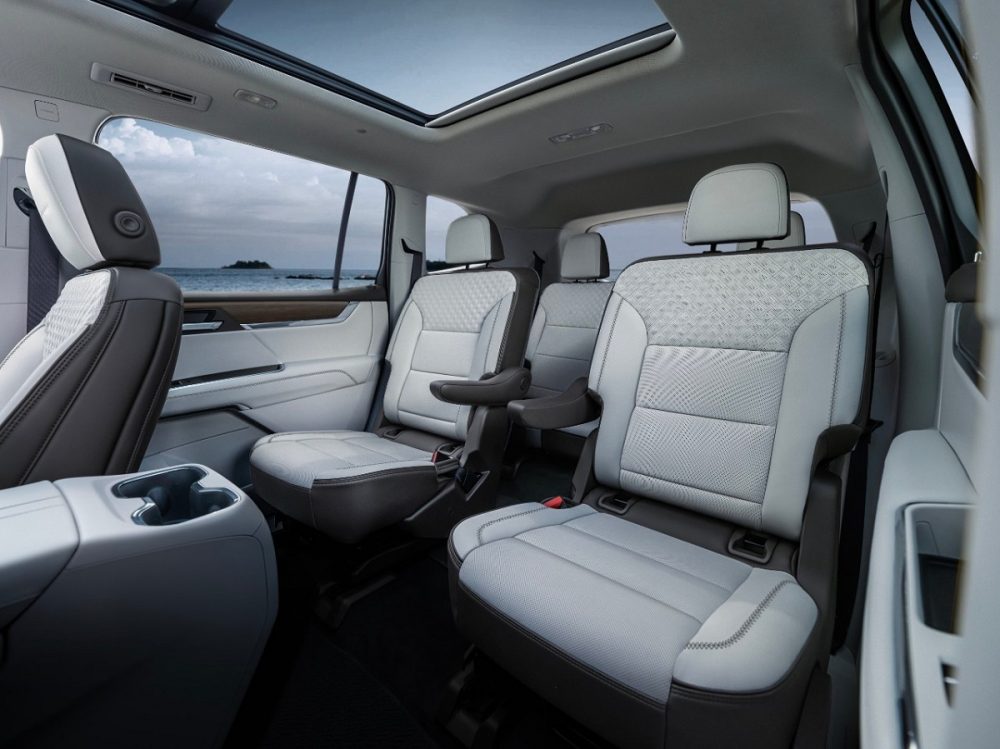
top-left (90, 63), bottom-right (212, 111)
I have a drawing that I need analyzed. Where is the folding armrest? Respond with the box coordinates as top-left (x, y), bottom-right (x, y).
top-left (431, 367), bottom-right (531, 406)
top-left (507, 376), bottom-right (601, 429)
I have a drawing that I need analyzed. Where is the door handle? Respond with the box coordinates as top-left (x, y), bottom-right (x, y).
top-left (181, 321), bottom-right (224, 333)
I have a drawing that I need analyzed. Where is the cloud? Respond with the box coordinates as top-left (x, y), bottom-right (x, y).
top-left (98, 118), bottom-right (383, 269)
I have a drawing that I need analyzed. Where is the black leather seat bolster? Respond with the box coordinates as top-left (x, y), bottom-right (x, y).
top-left (0, 267), bottom-right (181, 488)
top-left (252, 461), bottom-right (442, 545)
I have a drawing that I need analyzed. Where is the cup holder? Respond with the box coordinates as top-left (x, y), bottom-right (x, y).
top-left (114, 466), bottom-right (238, 526)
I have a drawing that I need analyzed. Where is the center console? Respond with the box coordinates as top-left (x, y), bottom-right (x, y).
top-left (0, 464), bottom-right (277, 748)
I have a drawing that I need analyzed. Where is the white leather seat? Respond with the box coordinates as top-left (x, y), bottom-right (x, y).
top-left (251, 214), bottom-right (538, 543)
top-left (0, 134), bottom-right (181, 488)
top-left (449, 164), bottom-right (872, 748)
top-left (524, 233), bottom-right (612, 439)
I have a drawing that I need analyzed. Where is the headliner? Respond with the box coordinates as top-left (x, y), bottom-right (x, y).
top-left (0, 0), bottom-right (879, 228)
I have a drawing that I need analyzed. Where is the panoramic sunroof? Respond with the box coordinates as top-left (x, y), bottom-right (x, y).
top-left (218, 0), bottom-right (670, 118)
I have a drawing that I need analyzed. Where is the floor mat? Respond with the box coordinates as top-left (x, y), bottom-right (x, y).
top-left (331, 553), bottom-right (468, 747)
top-left (258, 624), bottom-right (437, 749)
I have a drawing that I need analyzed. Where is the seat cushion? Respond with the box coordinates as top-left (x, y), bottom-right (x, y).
top-left (450, 503), bottom-right (818, 747)
top-left (251, 430), bottom-right (442, 543)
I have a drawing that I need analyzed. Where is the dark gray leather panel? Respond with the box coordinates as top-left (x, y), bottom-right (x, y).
top-left (0, 268), bottom-right (181, 488)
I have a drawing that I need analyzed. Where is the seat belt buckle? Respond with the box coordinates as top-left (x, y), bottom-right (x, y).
top-left (542, 496), bottom-right (565, 509)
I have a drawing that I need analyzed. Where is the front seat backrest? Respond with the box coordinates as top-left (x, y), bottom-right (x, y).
top-left (590, 163), bottom-right (871, 539)
top-left (382, 214), bottom-right (536, 441)
top-left (0, 134), bottom-right (182, 488)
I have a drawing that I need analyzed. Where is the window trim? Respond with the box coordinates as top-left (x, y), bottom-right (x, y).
top-left (903, 0), bottom-right (979, 189)
top-left (858, 0), bottom-right (979, 275)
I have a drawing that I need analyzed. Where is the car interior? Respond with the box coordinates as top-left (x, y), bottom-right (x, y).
top-left (0, 1), bottom-right (997, 748)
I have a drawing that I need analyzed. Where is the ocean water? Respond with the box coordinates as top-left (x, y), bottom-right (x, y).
top-left (159, 267), bottom-right (379, 293)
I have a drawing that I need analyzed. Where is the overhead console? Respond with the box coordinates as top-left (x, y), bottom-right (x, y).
top-left (0, 465), bottom-right (277, 748)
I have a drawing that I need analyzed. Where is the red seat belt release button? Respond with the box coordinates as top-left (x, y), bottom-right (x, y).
top-left (542, 496), bottom-right (565, 509)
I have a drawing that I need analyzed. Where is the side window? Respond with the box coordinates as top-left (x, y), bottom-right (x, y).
top-left (591, 199), bottom-right (835, 279)
top-left (97, 117), bottom-right (387, 293)
top-left (591, 212), bottom-right (688, 280)
top-left (425, 195), bottom-right (466, 270)
top-left (909, 0), bottom-right (978, 169)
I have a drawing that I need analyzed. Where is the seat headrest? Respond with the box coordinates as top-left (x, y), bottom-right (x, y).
top-left (683, 163), bottom-right (790, 246)
top-left (445, 214), bottom-right (504, 265)
top-left (25, 134), bottom-right (160, 271)
top-left (561, 233), bottom-right (609, 280)
top-left (736, 211), bottom-right (806, 251)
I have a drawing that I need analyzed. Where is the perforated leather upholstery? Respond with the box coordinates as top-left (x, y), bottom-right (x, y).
top-left (251, 215), bottom-right (538, 543)
top-left (450, 164), bottom-right (871, 749)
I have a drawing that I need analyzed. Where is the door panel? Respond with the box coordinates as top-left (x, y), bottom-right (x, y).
top-left (143, 298), bottom-right (389, 484)
top-left (165, 299), bottom-right (387, 428)
top-left (861, 298), bottom-right (981, 749)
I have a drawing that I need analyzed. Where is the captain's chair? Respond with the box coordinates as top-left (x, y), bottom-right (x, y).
top-left (0, 134), bottom-right (182, 488)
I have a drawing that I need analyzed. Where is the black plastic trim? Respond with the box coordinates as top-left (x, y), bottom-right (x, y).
top-left (170, 364), bottom-right (283, 388)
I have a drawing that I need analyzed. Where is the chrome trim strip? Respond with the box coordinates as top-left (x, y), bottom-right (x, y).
top-left (182, 320), bottom-right (224, 332)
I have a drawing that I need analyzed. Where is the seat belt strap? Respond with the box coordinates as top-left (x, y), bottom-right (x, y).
top-left (402, 239), bottom-right (424, 293)
top-left (531, 250), bottom-right (545, 277)
top-left (14, 187), bottom-right (63, 329)
top-left (832, 202), bottom-right (891, 649)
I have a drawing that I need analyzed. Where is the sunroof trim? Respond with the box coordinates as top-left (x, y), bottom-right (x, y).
top-left (427, 26), bottom-right (675, 128)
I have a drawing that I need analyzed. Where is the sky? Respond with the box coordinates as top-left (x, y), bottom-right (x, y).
top-left (100, 117), bottom-right (457, 270)
top-left (219, 0), bottom-right (667, 115)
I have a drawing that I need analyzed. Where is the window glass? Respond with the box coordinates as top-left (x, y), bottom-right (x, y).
top-left (219, 0), bottom-right (668, 115)
top-left (425, 196), bottom-right (466, 268)
top-left (591, 200), bottom-right (836, 279)
top-left (97, 117), bottom-right (386, 292)
top-left (340, 174), bottom-right (388, 287)
top-left (910, 0), bottom-right (978, 168)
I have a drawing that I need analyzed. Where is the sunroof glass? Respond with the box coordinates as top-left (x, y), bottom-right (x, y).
top-left (218, 0), bottom-right (669, 117)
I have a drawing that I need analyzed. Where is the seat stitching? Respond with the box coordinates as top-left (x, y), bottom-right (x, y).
top-left (594, 296), bottom-right (622, 389)
top-left (475, 505), bottom-right (550, 545)
top-left (619, 469), bottom-right (764, 507)
top-left (510, 537), bottom-right (704, 626)
top-left (828, 293), bottom-right (846, 425)
top-left (684, 579), bottom-right (794, 650)
top-left (630, 403), bottom-right (778, 429)
top-left (559, 523), bottom-right (738, 596)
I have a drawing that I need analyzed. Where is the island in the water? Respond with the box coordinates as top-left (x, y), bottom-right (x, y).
top-left (223, 260), bottom-right (272, 270)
